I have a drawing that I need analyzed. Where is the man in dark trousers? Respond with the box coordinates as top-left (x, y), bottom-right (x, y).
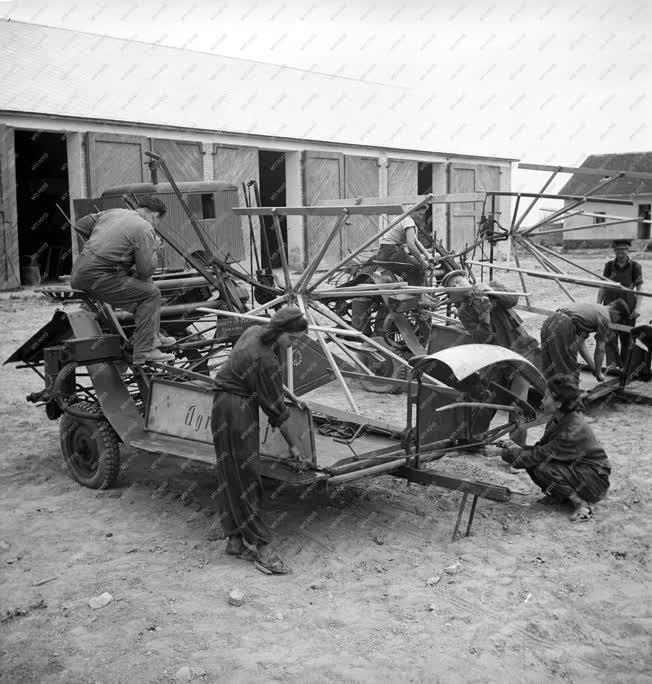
top-left (499, 374), bottom-right (611, 522)
top-left (597, 239), bottom-right (644, 370)
top-left (71, 196), bottom-right (173, 364)
top-left (540, 300), bottom-right (629, 382)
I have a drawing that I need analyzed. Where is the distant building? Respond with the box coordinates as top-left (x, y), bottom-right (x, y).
top-left (0, 20), bottom-right (514, 289)
top-left (560, 153), bottom-right (652, 249)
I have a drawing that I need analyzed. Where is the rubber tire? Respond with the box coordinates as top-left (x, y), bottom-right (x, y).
top-left (359, 337), bottom-right (408, 395)
top-left (60, 401), bottom-right (121, 489)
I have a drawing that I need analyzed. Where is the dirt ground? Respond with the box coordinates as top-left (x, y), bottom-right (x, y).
top-left (1, 252), bottom-right (650, 683)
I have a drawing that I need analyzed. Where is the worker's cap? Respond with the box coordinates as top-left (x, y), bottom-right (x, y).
top-left (440, 269), bottom-right (468, 288)
top-left (611, 239), bottom-right (631, 247)
top-left (269, 306), bottom-right (308, 333)
top-left (547, 374), bottom-right (581, 403)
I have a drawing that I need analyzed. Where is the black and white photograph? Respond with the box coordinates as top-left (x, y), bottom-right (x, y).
top-left (0, 1), bottom-right (650, 681)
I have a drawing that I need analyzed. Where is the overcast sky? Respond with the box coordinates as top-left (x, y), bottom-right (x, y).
top-left (3, 0), bottom-right (651, 202)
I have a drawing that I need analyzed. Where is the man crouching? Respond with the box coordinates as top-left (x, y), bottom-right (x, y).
top-left (498, 374), bottom-right (611, 522)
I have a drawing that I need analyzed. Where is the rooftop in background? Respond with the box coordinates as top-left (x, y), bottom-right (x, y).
top-left (559, 153), bottom-right (652, 196)
top-left (0, 19), bottom-right (516, 162)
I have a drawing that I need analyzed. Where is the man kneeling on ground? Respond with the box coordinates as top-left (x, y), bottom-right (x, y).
top-left (71, 196), bottom-right (174, 365)
top-left (498, 374), bottom-right (611, 522)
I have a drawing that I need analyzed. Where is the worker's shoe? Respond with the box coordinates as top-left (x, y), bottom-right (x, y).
top-left (156, 333), bottom-right (177, 348)
top-left (132, 349), bottom-right (175, 365)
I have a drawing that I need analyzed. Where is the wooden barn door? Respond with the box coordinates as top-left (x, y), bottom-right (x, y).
top-left (343, 155), bottom-right (379, 255)
top-left (151, 139), bottom-right (203, 181)
top-left (213, 145), bottom-right (259, 264)
top-left (303, 151), bottom-right (344, 267)
top-left (0, 125), bottom-right (19, 289)
top-left (86, 133), bottom-right (148, 195)
top-left (387, 159), bottom-right (417, 197)
top-left (449, 163), bottom-right (501, 251)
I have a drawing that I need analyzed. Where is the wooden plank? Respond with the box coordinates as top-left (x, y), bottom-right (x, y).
top-left (392, 466), bottom-right (512, 502)
top-left (233, 205), bottom-right (404, 216)
top-left (305, 400), bottom-right (403, 434)
top-left (318, 192), bottom-right (487, 206)
top-left (518, 162), bottom-right (652, 182)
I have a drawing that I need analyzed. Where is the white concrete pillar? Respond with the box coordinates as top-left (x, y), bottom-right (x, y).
top-left (66, 132), bottom-right (86, 260)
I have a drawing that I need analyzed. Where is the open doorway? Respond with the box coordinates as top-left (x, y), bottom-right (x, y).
top-left (638, 204), bottom-right (651, 240)
top-left (417, 161), bottom-right (433, 247)
top-left (15, 130), bottom-right (71, 284)
top-left (258, 150), bottom-right (287, 268)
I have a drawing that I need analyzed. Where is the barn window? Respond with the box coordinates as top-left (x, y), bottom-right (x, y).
top-left (201, 194), bottom-right (216, 219)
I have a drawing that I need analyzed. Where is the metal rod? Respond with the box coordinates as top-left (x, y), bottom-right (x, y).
top-left (509, 193), bottom-right (521, 232)
top-left (533, 242), bottom-right (612, 282)
top-left (309, 195), bottom-right (433, 292)
top-left (467, 259), bottom-right (652, 297)
top-left (522, 174), bottom-right (623, 234)
top-left (323, 329), bottom-right (374, 375)
top-left (530, 217), bottom-right (640, 238)
top-left (513, 170), bottom-right (558, 230)
top-left (295, 210), bottom-right (349, 292)
top-left (515, 237), bottom-right (575, 302)
top-left (247, 293), bottom-right (290, 315)
top-left (510, 239), bottom-right (532, 308)
top-left (465, 496), bottom-right (479, 537)
top-left (452, 493), bottom-right (469, 542)
top-left (302, 304), bottom-right (360, 414)
top-left (195, 306), bottom-right (363, 337)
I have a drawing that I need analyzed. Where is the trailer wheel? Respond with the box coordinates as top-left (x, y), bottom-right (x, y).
top-left (60, 401), bottom-right (121, 489)
top-left (359, 338), bottom-right (408, 395)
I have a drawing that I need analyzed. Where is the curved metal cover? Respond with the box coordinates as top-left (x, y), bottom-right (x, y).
top-left (410, 344), bottom-right (546, 395)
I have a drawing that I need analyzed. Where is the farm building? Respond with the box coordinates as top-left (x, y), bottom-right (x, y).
top-left (0, 19), bottom-right (514, 290)
top-left (560, 152), bottom-right (652, 249)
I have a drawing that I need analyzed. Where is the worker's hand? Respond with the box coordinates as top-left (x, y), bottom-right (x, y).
top-left (288, 445), bottom-right (302, 460)
top-left (632, 310), bottom-right (640, 321)
top-left (499, 439), bottom-right (521, 463)
top-left (293, 400), bottom-right (307, 412)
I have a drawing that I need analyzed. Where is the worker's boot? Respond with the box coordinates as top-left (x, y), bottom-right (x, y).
top-left (156, 332), bottom-right (177, 348)
top-left (133, 349), bottom-right (175, 365)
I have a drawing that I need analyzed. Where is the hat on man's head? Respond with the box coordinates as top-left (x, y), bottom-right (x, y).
top-left (269, 306), bottom-right (308, 333)
top-left (612, 238), bottom-right (632, 247)
top-left (440, 270), bottom-right (468, 288)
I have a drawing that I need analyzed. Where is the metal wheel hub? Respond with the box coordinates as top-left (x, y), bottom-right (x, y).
top-left (71, 429), bottom-right (99, 474)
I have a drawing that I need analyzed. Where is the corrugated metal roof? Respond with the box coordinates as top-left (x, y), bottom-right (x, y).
top-left (0, 20), bottom-right (515, 161)
top-left (559, 153), bottom-right (652, 196)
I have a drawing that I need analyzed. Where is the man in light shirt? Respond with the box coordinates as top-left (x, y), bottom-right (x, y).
top-left (71, 196), bottom-right (174, 365)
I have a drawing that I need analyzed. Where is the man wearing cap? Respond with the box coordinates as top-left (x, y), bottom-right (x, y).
top-left (498, 374), bottom-right (611, 522)
top-left (211, 306), bottom-right (309, 574)
top-left (597, 239), bottom-right (644, 369)
top-left (71, 196), bottom-right (174, 365)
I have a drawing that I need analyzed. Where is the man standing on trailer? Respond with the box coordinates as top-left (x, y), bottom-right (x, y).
top-left (540, 300), bottom-right (629, 382)
top-left (71, 196), bottom-right (174, 364)
top-left (597, 239), bottom-right (643, 370)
